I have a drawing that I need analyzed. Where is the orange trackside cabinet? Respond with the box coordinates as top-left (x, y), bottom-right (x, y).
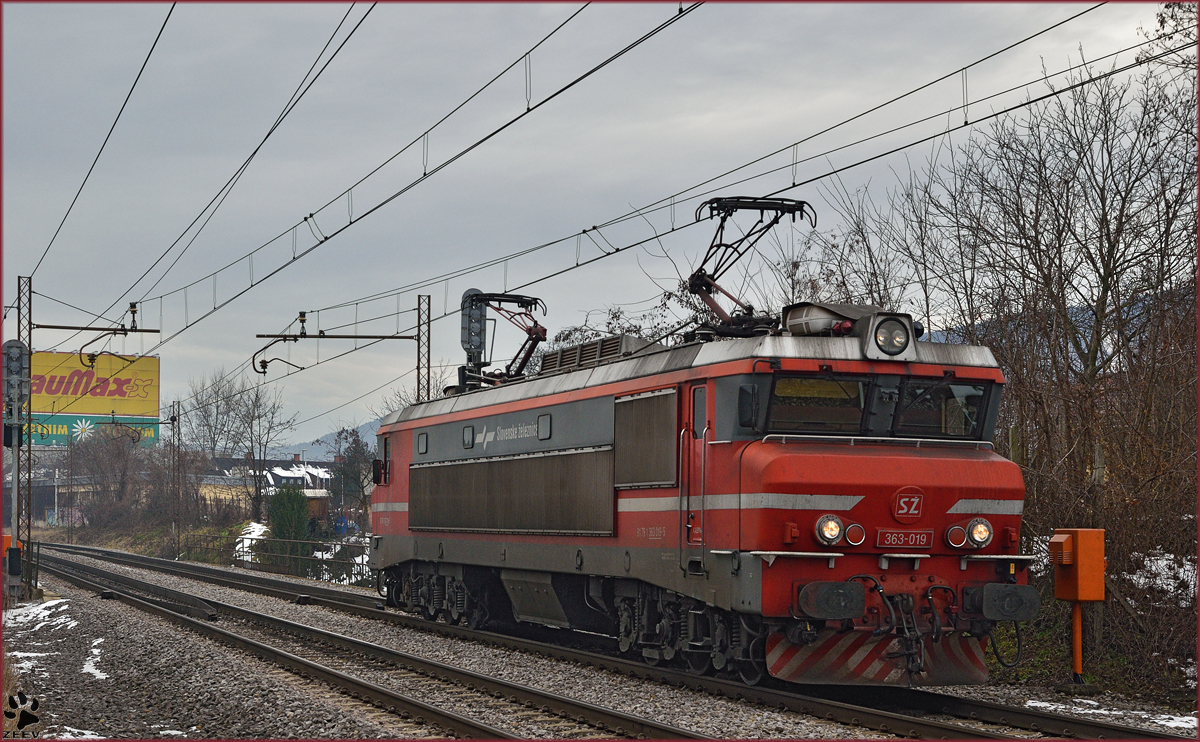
top-left (1049, 528), bottom-right (1105, 601)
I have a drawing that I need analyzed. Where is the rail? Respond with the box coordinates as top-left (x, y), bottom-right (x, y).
top-left (39, 550), bottom-right (708, 740)
top-left (38, 543), bottom-right (1192, 741)
top-left (40, 543), bottom-right (1007, 739)
top-left (37, 557), bottom-right (515, 739)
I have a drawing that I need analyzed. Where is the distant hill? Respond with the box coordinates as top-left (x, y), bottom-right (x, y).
top-left (273, 416), bottom-right (384, 457)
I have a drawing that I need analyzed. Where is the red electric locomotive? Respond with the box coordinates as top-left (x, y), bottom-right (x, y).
top-left (369, 198), bottom-right (1038, 687)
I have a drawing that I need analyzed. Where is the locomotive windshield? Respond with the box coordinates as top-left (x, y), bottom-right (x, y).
top-left (893, 378), bottom-right (988, 438)
top-left (766, 374), bottom-right (993, 439)
top-left (767, 377), bottom-right (866, 433)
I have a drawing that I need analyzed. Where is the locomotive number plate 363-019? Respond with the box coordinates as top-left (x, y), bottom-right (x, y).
top-left (876, 529), bottom-right (934, 548)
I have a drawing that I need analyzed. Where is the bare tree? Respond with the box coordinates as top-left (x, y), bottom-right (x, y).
top-left (809, 56), bottom-right (1196, 689)
top-left (1138, 2), bottom-right (1197, 71)
top-left (325, 426), bottom-right (376, 529)
top-left (236, 382), bottom-right (297, 521)
top-left (370, 362), bottom-right (457, 418)
top-left (184, 369), bottom-right (247, 461)
top-left (72, 426), bottom-right (143, 528)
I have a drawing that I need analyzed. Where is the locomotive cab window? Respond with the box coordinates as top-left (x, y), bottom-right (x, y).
top-left (767, 376), bottom-right (867, 434)
top-left (692, 386), bottom-right (706, 438)
top-left (417, 432), bottom-right (428, 455)
top-left (382, 437), bottom-right (391, 484)
top-left (463, 425), bottom-right (474, 449)
top-left (893, 379), bottom-right (989, 439)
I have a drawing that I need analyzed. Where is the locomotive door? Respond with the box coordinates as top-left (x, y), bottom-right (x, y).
top-left (680, 382), bottom-right (708, 575)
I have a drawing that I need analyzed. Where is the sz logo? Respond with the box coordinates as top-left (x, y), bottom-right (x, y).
top-left (3, 691), bottom-right (42, 737)
top-left (891, 487), bottom-right (924, 524)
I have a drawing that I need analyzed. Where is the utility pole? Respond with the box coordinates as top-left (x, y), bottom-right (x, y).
top-left (170, 400), bottom-right (181, 557)
top-left (417, 295), bottom-right (431, 402)
top-left (16, 277), bottom-right (33, 598)
top-left (65, 444), bottom-right (74, 545)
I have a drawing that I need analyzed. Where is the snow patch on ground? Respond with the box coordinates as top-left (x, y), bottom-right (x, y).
top-left (47, 727), bottom-right (104, 739)
top-left (80, 638), bottom-right (108, 680)
top-left (1026, 700), bottom-right (1197, 730)
top-left (1120, 550), bottom-right (1197, 608)
top-left (4, 599), bottom-right (78, 632)
top-left (235, 521), bottom-right (270, 563)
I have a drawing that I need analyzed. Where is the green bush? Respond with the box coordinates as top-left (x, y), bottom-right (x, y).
top-left (268, 486), bottom-right (308, 542)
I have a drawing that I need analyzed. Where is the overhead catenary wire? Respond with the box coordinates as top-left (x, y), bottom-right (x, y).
top-left (54, 1), bottom-right (1101, 410)
top-left (311, 24), bottom-right (1168, 322)
top-left (135, 3), bottom-right (370, 301)
top-left (73, 10), bottom-right (1173, 430)
top-left (31, 291), bottom-right (126, 326)
top-left (29, 3), bottom-right (176, 280)
top-left (42, 3), bottom-right (370, 357)
top-left (309, 3), bottom-right (1118, 316)
top-left (118, 2), bottom-right (593, 333)
top-left (55, 0), bottom-right (706, 390)
top-left (50, 32), bottom-right (1185, 435)
top-left (134, 2), bottom-right (697, 317)
top-left (252, 41), bottom-right (1191, 428)
top-left (168, 39), bottom-right (1191, 434)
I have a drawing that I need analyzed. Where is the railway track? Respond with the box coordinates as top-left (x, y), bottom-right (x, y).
top-left (38, 552), bottom-right (707, 740)
top-left (40, 542), bottom-right (1192, 740)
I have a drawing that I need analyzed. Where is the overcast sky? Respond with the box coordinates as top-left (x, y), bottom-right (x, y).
top-left (3, 2), bottom-right (1158, 446)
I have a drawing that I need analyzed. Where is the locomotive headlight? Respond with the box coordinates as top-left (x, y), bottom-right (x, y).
top-left (946, 525), bottom-right (968, 548)
top-left (967, 518), bottom-right (993, 548)
top-left (815, 515), bottom-right (843, 545)
top-left (874, 319), bottom-right (909, 356)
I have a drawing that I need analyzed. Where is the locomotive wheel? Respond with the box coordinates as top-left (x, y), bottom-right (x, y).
top-left (466, 601), bottom-right (488, 630)
top-left (684, 650), bottom-right (713, 675)
top-left (446, 587), bottom-right (463, 625)
top-left (738, 659), bottom-right (766, 686)
top-left (423, 600), bottom-right (440, 622)
top-left (738, 623), bottom-right (768, 685)
top-left (710, 613), bottom-right (731, 671)
top-left (617, 600), bottom-right (636, 654)
top-left (642, 649), bottom-right (663, 667)
top-left (397, 577), bottom-right (415, 611)
top-left (658, 603), bottom-right (681, 661)
top-left (466, 588), bottom-right (490, 630)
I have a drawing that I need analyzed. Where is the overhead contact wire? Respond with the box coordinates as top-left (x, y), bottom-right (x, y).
top-left (29, 3), bottom-right (176, 278)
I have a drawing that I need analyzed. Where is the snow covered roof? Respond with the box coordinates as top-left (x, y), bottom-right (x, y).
top-left (270, 464), bottom-right (330, 479)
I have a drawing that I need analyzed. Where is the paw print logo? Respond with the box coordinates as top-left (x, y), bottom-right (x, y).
top-left (4, 691), bottom-right (41, 730)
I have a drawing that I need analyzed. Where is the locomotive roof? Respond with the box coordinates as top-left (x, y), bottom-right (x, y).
top-left (381, 335), bottom-right (999, 427)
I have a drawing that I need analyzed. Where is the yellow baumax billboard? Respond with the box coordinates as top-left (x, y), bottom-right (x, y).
top-left (30, 352), bottom-right (159, 418)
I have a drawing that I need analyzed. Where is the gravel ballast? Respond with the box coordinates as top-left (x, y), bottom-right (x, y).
top-left (3, 576), bottom-right (421, 739)
top-left (27, 549), bottom-right (1199, 738)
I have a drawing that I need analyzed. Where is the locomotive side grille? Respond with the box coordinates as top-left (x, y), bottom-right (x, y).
top-left (535, 334), bottom-right (664, 375)
top-left (599, 336), bottom-right (622, 360)
top-left (579, 342), bottom-right (600, 365)
top-left (615, 389), bottom-right (677, 487)
top-left (410, 448), bottom-right (614, 534)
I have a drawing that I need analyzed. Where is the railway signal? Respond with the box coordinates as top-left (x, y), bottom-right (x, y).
top-left (456, 290), bottom-right (547, 393)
